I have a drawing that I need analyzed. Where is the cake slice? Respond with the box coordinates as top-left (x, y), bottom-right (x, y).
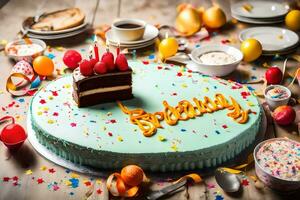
top-left (72, 68), bottom-right (133, 107)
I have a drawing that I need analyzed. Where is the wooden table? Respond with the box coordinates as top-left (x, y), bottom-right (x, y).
top-left (0, 0), bottom-right (299, 199)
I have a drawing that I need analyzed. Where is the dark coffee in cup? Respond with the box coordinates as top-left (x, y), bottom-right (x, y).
top-left (116, 23), bottom-right (142, 29)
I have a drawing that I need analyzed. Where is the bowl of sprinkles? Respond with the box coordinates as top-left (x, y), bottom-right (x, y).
top-left (5, 38), bottom-right (46, 63)
top-left (264, 85), bottom-right (291, 110)
top-left (254, 138), bottom-right (300, 192)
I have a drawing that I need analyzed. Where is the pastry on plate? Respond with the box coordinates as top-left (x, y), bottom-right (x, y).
top-left (31, 8), bottom-right (85, 31)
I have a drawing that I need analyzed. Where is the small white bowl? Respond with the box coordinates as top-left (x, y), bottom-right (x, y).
top-left (187, 45), bottom-right (243, 77)
top-left (112, 18), bottom-right (146, 41)
top-left (5, 38), bottom-right (46, 63)
top-left (254, 138), bottom-right (300, 192)
top-left (264, 85), bottom-right (291, 110)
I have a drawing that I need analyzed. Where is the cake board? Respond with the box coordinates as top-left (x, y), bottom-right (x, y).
top-left (27, 107), bottom-right (267, 178)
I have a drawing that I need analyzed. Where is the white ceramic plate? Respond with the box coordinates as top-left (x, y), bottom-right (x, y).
top-left (231, 1), bottom-right (288, 19)
top-left (239, 27), bottom-right (299, 52)
top-left (232, 14), bottom-right (284, 24)
top-left (22, 21), bottom-right (88, 35)
top-left (26, 24), bottom-right (90, 40)
top-left (106, 24), bottom-right (158, 45)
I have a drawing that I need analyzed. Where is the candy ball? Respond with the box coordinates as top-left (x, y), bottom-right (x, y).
top-left (159, 37), bottom-right (179, 59)
top-left (94, 62), bottom-right (107, 74)
top-left (121, 165), bottom-right (144, 186)
top-left (203, 7), bottom-right (226, 29)
top-left (265, 67), bottom-right (283, 84)
top-left (175, 7), bottom-right (202, 36)
top-left (80, 59), bottom-right (94, 76)
top-left (115, 54), bottom-right (129, 71)
top-left (0, 123), bottom-right (27, 150)
top-left (240, 39), bottom-right (262, 62)
top-left (285, 10), bottom-right (300, 31)
top-left (33, 56), bottom-right (54, 76)
top-left (273, 105), bottom-right (296, 126)
top-left (63, 50), bottom-right (82, 69)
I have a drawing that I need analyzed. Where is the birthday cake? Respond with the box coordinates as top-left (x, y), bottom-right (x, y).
top-left (30, 60), bottom-right (262, 171)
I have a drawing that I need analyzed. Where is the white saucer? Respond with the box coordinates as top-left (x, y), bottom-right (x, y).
top-left (106, 24), bottom-right (159, 45)
top-left (111, 40), bottom-right (155, 49)
top-left (232, 14), bottom-right (284, 24)
top-left (231, 1), bottom-right (288, 19)
top-left (239, 27), bottom-right (299, 52)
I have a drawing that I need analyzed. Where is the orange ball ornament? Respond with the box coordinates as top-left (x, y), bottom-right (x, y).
top-left (33, 56), bottom-right (54, 76)
top-left (203, 7), bottom-right (226, 29)
top-left (175, 7), bottom-right (202, 36)
top-left (120, 165), bottom-right (144, 186)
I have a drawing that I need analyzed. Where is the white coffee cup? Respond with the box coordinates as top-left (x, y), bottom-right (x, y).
top-left (112, 19), bottom-right (146, 41)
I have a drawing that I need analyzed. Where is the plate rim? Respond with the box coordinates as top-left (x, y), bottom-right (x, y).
top-left (22, 19), bottom-right (88, 35)
top-left (231, 14), bottom-right (284, 24)
top-left (231, 1), bottom-right (288, 19)
top-left (26, 25), bottom-right (90, 40)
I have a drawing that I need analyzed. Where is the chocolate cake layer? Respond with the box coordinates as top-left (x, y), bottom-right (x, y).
top-left (73, 68), bottom-right (132, 92)
top-left (73, 88), bottom-right (133, 107)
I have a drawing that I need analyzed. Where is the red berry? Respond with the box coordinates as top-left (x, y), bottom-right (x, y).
top-left (80, 59), bottom-right (94, 76)
top-left (273, 105), bottom-right (296, 125)
top-left (101, 52), bottom-right (115, 71)
top-left (265, 67), bottom-right (283, 84)
top-left (89, 58), bottom-right (97, 68)
top-left (63, 50), bottom-right (82, 69)
top-left (94, 62), bottom-right (107, 74)
top-left (115, 54), bottom-right (129, 71)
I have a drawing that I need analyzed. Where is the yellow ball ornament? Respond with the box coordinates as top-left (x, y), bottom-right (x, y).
top-left (159, 36), bottom-right (179, 59)
top-left (175, 7), bottom-right (202, 36)
top-left (33, 56), bottom-right (54, 76)
top-left (285, 10), bottom-right (300, 31)
top-left (240, 38), bottom-right (262, 62)
top-left (203, 7), bottom-right (226, 29)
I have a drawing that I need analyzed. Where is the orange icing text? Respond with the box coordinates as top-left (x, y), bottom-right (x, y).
top-left (117, 93), bottom-right (249, 137)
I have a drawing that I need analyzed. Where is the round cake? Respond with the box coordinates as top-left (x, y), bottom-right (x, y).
top-left (29, 61), bottom-right (262, 171)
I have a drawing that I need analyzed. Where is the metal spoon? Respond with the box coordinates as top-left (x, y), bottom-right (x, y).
top-left (215, 168), bottom-right (241, 193)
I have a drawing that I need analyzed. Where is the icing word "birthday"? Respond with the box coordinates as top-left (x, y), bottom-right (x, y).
top-left (118, 93), bottom-right (249, 137)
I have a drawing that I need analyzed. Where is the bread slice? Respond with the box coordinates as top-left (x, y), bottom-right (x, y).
top-left (31, 8), bottom-right (85, 31)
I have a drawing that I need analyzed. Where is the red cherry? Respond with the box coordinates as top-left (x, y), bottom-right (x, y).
top-left (265, 67), bottom-right (283, 84)
top-left (89, 58), bottom-right (98, 68)
top-left (79, 59), bottom-right (94, 76)
top-left (63, 50), bottom-right (82, 70)
top-left (101, 52), bottom-right (115, 71)
top-left (0, 124), bottom-right (27, 150)
top-left (94, 62), bottom-right (107, 74)
top-left (115, 54), bottom-right (129, 71)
